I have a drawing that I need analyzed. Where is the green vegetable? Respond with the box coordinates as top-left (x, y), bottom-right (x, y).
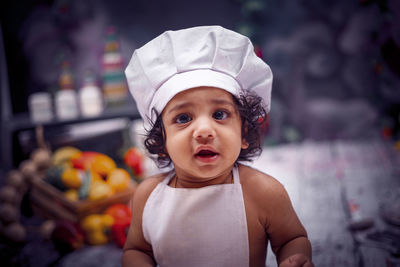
top-left (78, 171), bottom-right (92, 200)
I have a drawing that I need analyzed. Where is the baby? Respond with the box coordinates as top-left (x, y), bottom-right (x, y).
top-left (122, 26), bottom-right (313, 267)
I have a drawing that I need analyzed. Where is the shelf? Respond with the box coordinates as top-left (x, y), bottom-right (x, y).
top-left (7, 104), bottom-right (141, 132)
top-left (0, 22), bottom-right (143, 171)
top-left (1, 103), bottom-right (141, 170)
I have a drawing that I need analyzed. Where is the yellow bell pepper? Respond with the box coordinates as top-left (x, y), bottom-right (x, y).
top-left (107, 168), bottom-right (132, 192)
top-left (91, 154), bottom-right (117, 177)
top-left (80, 214), bottom-right (114, 245)
top-left (61, 168), bottom-right (83, 189)
top-left (64, 189), bottom-right (79, 201)
top-left (88, 180), bottom-right (113, 201)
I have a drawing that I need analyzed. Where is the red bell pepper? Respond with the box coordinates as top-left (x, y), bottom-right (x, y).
top-left (105, 204), bottom-right (132, 247)
top-left (111, 221), bottom-right (130, 247)
top-left (51, 220), bottom-right (84, 253)
top-left (71, 151), bottom-right (100, 170)
top-left (123, 147), bottom-right (144, 177)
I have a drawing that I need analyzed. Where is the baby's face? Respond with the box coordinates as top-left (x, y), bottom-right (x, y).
top-left (162, 86), bottom-right (248, 183)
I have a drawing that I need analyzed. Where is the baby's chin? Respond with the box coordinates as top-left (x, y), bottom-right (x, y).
top-left (176, 165), bottom-right (234, 182)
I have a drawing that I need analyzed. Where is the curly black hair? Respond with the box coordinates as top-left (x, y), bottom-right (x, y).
top-left (144, 91), bottom-right (267, 168)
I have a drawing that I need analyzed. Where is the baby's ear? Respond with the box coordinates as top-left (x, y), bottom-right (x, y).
top-left (241, 138), bottom-right (249, 149)
top-left (159, 152), bottom-right (168, 157)
top-left (241, 123), bottom-right (249, 149)
top-left (161, 146), bottom-right (168, 156)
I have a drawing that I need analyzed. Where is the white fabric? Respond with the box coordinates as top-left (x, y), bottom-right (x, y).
top-left (125, 25), bottom-right (273, 123)
top-left (150, 69), bottom-right (241, 119)
top-left (142, 166), bottom-right (249, 267)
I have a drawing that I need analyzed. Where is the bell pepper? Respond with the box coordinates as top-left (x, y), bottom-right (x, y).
top-left (123, 147), bottom-right (144, 178)
top-left (111, 221), bottom-right (130, 247)
top-left (71, 151), bottom-right (99, 170)
top-left (71, 152), bottom-right (117, 178)
top-left (107, 168), bottom-right (132, 192)
top-left (61, 167), bottom-right (84, 189)
top-left (104, 203), bottom-right (132, 225)
top-left (51, 220), bottom-right (84, 253)
top-left (80, 214), bottom-right (114, 245)
top-left (88, 180), bottom-right (113, 201)
top-left (105, 204), bottom-right (132, 247)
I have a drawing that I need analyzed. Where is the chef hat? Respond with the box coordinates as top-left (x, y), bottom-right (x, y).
top-left (125, 25), bottom-right (273, 123)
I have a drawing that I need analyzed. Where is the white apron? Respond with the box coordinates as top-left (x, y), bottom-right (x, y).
top-left (142, 166), bottom-right (249, 267)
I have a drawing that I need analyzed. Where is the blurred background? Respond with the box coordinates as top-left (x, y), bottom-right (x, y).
top-left (0, 0), bottom-right (400, 266)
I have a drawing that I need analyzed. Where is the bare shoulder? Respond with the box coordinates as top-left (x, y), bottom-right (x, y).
top-left (238, 163), bottom-right (293, 217)
top-left (238, 164), bottom-right (301, 233)
top-left (238, 164), bottom-right (286, 196)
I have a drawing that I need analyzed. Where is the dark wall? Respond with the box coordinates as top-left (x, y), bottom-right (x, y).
top-left (1, 0), bottom-right (399, 142)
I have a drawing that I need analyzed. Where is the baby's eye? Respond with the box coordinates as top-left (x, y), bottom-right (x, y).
top-left (175, 113), bottom-right (192, 124)
top-left (213, 110), bottom-right (228, 120)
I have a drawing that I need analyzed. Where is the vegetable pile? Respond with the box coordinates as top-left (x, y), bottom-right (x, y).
top-left (45, 146), bottom-right (142, 201)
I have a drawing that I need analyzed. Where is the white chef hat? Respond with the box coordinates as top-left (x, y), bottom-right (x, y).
top-left (125, 25), bottom-right (273, 123)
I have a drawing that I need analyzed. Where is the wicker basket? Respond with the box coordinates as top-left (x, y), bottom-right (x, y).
top-left (29, 176), bottom-right (136, 222)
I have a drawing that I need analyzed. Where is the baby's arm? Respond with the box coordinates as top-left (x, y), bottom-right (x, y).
top-left (264, 179), bottom-right (313, 266)
top-left (122, 177), bottom-right (160, 267)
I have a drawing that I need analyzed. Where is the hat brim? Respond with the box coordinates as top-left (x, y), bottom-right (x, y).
top-left (149, 69), bottom-right (242, 120)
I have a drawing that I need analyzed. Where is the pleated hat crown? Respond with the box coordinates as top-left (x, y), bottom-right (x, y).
top-left (125, 25), bottom-right (273, 123)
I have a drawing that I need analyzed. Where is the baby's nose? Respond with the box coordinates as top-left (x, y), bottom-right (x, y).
top-left (193, 117), bottom-right (216, 141)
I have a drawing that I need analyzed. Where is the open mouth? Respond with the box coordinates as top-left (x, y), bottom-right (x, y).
top-left (195, 150), bottom-right (218, 158)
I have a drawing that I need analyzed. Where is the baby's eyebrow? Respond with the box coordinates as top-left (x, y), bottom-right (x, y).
top-left (166, 98), bottom-right (235, 115)
top-left (166, 102), bottom-right (193, 114)
top-left (210, 99), bottom-right (235, 107)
